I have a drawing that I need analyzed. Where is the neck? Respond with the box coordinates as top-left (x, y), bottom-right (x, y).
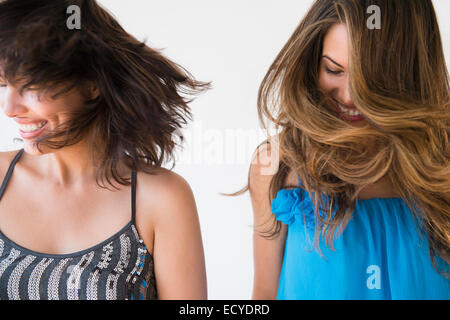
top-left (42, 140), bottom-right (98, 187)
top-left (357, 175), bottom-right (400, 199)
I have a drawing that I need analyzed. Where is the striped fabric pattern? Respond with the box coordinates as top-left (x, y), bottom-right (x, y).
top-left (0, 223), bottom-right (157, 300)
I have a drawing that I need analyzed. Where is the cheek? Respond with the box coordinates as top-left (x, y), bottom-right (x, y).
top-left (22, 95), bottom-right (66, 123)
top-left (23, 94), bottom-right (53, 115)
top-left (318, 70), bottom-right (336, 93)
top-left (32, 93), bottom-right (80, 119)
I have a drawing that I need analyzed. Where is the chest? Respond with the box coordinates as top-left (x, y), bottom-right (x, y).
top-left (356, 176), bottom-right (399, 200)
top-left (0, 179), bottom-right (133, 255)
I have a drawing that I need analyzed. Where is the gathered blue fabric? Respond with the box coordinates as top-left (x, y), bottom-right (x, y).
top-left (271, 178), bottom-right (450, 300)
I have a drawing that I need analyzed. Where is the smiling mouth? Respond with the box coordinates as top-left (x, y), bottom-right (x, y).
top-left (333, 100), bottom-right (362, 116)
top-left (18, 120), bottom-right (48, 133)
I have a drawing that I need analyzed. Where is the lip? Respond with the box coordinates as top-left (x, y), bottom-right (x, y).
top-left (18, 121), bottom-right (48, 139)
top-left (333, 101), bottom-right (364, 122)
top-left (14, 118), bottom-right (48, 125)
top-left (333, 99), bottom-right (357, 110)
top-left (341, 112), bottom-right (364, 122)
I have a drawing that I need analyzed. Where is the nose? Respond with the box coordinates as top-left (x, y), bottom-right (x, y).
top-left (0, 85), bottom-right (28, 118)
top-left (337, 77), bottom-right (354, 106)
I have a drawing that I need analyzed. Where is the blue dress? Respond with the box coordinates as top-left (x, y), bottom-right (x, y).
top-left (271, 178), bottom-right (450, 299)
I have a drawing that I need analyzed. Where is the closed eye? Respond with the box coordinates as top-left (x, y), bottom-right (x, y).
top-left (325, 67), bottom-right (343, 75)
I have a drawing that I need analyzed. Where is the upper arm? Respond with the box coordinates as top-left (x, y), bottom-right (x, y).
top-left (143, 170), bottom-right (207, 300)
top-left (249, 139), bottom-right (288, 300)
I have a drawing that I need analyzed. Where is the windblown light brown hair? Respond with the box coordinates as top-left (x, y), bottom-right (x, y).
top-left (228, 0), bottom-right (450, 277)
top-left (0, 0), bottom-right (209, 189)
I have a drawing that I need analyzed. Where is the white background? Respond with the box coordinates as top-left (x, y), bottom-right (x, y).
top-left (0, 1), bottom-right (449, 299)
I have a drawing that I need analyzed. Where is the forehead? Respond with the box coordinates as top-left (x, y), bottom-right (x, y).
top-left (322, 23), bottom-right (349, 68)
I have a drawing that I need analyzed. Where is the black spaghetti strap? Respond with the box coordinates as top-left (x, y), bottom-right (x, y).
top-left (131, 170), bottom-right (137, 223)
top-left (0, 148), bottom-right (24, 202)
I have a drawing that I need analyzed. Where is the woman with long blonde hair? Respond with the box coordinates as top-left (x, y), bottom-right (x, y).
top-left (232, 0), bottom-right (449, 299)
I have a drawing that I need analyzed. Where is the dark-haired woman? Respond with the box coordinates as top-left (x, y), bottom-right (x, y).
top-left (232, 0), bottom-right (449, 299)
top-left (0, 0), bottom-right (207, 300)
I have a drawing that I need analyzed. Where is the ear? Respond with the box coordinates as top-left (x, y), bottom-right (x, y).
top-left (82, 81), bottom-right (99, 101)
top-left (89, 83), bottom-right (100, 100)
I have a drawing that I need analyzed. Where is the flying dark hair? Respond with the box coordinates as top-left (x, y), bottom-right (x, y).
top-left (0, 0), bottom-right (209, 189)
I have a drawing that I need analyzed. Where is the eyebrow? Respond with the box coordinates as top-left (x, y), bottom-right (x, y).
top-left (322, 55), bottom-right (344, 69)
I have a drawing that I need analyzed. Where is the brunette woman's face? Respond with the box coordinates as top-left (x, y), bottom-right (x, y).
top-left (0, 79), bottom-right (97, 155)
top-left (318, 23), bottom-right (367, 126)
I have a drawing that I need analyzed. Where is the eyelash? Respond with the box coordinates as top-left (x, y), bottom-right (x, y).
top-left (325, 67), bottom-right (343, 75)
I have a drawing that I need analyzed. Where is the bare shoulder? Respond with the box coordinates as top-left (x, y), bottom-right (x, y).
top-left (249, 138), bottom-right (277, 193)
top-left (249, 137), bottom-right (280, 222)
top-left (248, 136), bottom-right (297, 201)
top-left (0, 149), bottom-right (23, 182)
top-left (0, 149), bottom-right (21, 164)
top-left (137, 168), bottom-right (205, 299)
top-left (136, 167), bottom-right (197, 224)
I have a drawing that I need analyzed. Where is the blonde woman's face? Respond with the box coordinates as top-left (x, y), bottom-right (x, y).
top-left (318, 23), bottom-right (367, 125)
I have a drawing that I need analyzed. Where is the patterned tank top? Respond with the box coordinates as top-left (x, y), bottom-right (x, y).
top-left (0, 148), bottom-right (157, 300)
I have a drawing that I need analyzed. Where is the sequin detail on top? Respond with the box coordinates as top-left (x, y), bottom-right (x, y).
top-left (86, 242), bottom-right (114, 300)
top-left (67, 251), bottom-right (95, 300)
top-left (0, 222), bottom-right (157, 300)
top-left (0, 248), bottom-right (21, 280)
top-left (0, 149), bottom-right (157, 300)
top-left (125, 225), bottom-right (157, 300)
top-left (105, 234), bottom-right (131, 300)
top-left (47, 258), bottom-right (73, 300)
top-left (7, 254), bottom-right (36, 300)
top-left (28, 258), bottom-right (54, 300)
top-left (0, 238), bottom-right (4, 256)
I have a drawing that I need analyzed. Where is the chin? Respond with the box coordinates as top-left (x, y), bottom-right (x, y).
top-left (351, 119), bottom-right (369, 127)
